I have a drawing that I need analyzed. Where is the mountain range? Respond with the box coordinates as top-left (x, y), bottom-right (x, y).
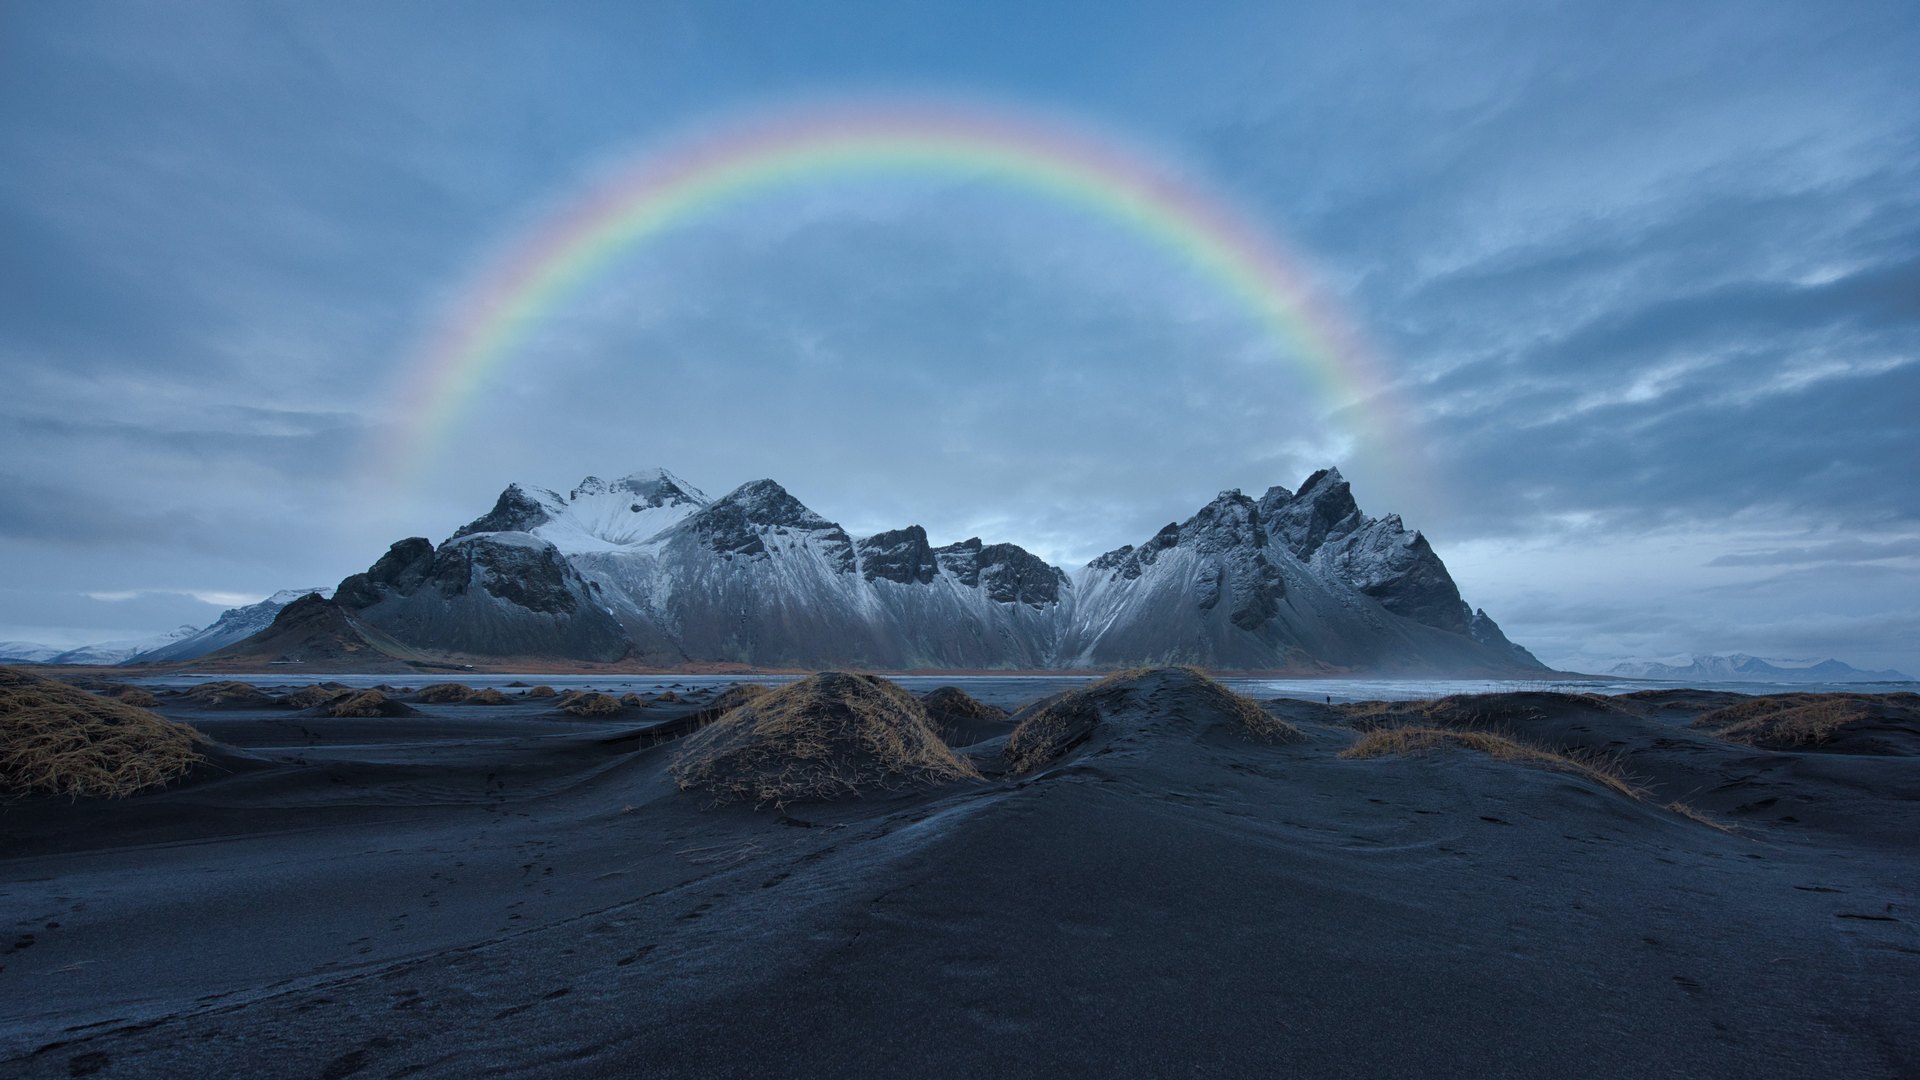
top-left (189, 466), bottom-right (1548, 674)
top-left (0, 589), bottom-right (332, 666)
top-left (1607, 654), bottom-right (1913, 683)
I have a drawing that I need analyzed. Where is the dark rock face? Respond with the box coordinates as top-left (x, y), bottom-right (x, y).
top-left (693, 479), bottom-right (855, 571)
top-left (451, 484), bottom-right (551, 541)
top-left (1110, 492), bottom-right (1286, 631)
top-left (334, 535), bottom-right (628, 662)
top-left (1315, 516), bottom-right (1472, 635)
top-left (978, 543), bottom-right (1066, 607)
top-left (334, 538), bottom-right (436, 609)
top-left (1086, 545), bottom-right (1134, 574)
top-left (932, 539), bottom-right (1064, 606)
top-left (859, 527), bottom-right (938, 585)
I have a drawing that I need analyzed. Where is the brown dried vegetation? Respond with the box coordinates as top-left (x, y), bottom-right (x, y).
top-left (413, 682), bottom-right (476, 704)
top-left (558, 691), bottom-right (623, 717)
top-left (670, 672), bottom-right (979, 807)
top-left (1, 666), bottom-right (206, 798)
top-left (1005, 667), bottom-right (1301, 775)
top-left (1690, 693), bottom-right (1919, 750)
top-left (1338, 726), bottom-right (1646, 800)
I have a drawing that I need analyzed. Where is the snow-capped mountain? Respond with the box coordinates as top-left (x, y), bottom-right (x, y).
top-left (1061, 470), bottom-right (1539, 671)
top-left (0, 626), bottom-right (199, 666)
top-left (1608, 654), bottom-right (1914, 683)
top-left (123, 588), bottom-right (334, 664)
top-left (0, 641), bottom-right (65, 663)
top-left (280, 465), bottom-right (1546, 673)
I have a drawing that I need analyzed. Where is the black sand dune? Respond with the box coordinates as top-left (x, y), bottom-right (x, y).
top-left (2, 671), bottom-right (1916, 1078)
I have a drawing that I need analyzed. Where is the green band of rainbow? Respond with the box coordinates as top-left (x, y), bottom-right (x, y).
top-left (376, 99), bottom-right (1404, 488)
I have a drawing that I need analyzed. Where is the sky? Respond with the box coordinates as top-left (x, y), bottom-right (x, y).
top-left (2, 0), bottom-right (1917, 674)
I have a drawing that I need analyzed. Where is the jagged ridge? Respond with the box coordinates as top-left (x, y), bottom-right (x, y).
top-left (278, 466), bottom-right (1545, 673)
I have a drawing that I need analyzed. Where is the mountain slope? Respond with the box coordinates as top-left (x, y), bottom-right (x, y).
top-left (196, 593), bottom-right (449, 673)
top-left (125, 588), bottom-right (333, 664)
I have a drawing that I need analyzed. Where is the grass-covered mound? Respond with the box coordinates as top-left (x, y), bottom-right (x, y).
top-left (921, 686), bottom-right (1005, 722)
top-left (557, 691), bottom-right (622, 717)
top-left (469, 688), bottom-right (512, 705)
top-left (920, 686), bottom-right (1008, 746)
top-left (413, 682), bottom-right (477, 704)
top-left (524, 685), bottom-right (558, 699)
top-left (1, 666), bottom-right (206, 798)
top-left (320, 690), bottom-right (417, 718)
top-left (1005, 667), bottom-right (1300, 775)
top-left (1337, 714), bottom-right (1728, 829)
top-left (671, 672), bottom-right (980, 807)
top-left (178, 680), bottom-right (279, 709)
top-left (703, 683), bottom-right (772, 715)
top-left (279, 683), bottom-right (353, 709)
top-left (1340, 727), bottom-right (1645, 799)
top-left (1690, 693), bottom-right (1920, 752)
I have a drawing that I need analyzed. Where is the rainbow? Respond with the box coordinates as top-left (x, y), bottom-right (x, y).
top-left (375, 98), bottom-right (1404, 488)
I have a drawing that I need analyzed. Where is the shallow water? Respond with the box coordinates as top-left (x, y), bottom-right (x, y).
top-left (125, 670), bottom-right (1915, 711)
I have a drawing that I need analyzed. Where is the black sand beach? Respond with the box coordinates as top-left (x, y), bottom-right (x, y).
top-left (3, 673), bottom-right (1916, 1078)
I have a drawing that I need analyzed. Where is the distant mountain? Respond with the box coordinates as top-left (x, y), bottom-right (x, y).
top-left (0, 641), bottom-right (66, 664)
top-left (1608, 654), bottom-right (1914, 683)
top-left (1, 588), bottom-right (334, 666)
top-left (0, 626), bottom-right (200, 666)
top-left (125, 588), bottom-right (334, 664)
top-left (244, 465), bottom-right (1550, 674)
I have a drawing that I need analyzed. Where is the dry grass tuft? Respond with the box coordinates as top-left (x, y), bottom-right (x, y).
top-left (1339, 726), bottom-right (1645, 800)
top-left (1690, 694), bottom-right (1914, 750)
top-left (559, 691), bottom-right (623, 717)
top-left (523, 685), bottom-right (558, 699)
top-left (670, 672), bottom-right (979, 807)
top-left (413, 682), bottom-right (475, 704)
top-left (1665, 800), bottom-right (1738, 833)
top-left (468, 688), bottom-right (512, 705)
top-left (1, 666), bottom-right (206, 798)
top-left (654, 690), bottom-right (681, 704)
top-left (618, 692), bottom-right (647, 708)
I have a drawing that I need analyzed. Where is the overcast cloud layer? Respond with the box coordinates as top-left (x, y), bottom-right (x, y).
top-left (2, 0), bottom-right (1916, 673)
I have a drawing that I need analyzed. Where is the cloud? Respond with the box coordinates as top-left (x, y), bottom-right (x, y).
top-left (1707, 537), bottom-right (1920, 567)
top-left (84, 588), bottom-right (263, 607)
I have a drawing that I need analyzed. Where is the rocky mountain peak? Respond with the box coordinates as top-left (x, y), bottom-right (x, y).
top-left (713, 479), bottom-right (831, 528)
top-left (573, 467), bottom-right (709, 508)
top-left (1265, 466), bottom-right (1365, 560)
top-left (451, 484), bottom-right (552, 541)
top-left (1183, 490), bottom-right (1270, 555)
top-left (691, 480), bottom-right (853, 568)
